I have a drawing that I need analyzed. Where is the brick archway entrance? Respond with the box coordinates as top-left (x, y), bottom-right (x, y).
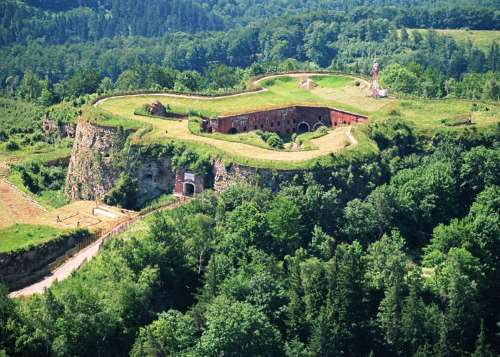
top-left (297, 122), bottom-right (310, 134)
top-left (183, 182), bottom-right (195, 196)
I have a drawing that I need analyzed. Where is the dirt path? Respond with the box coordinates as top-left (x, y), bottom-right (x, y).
top-left (9, 200), bottom-right (182, 298)
top-left (0, 178), bottom-right (46, 229)
top-left (129, 114), bottom-right (355, 162)
top-left (95, 72), bottom-right (368, 164)
top-left (94, 72), bottom-right (363, 106)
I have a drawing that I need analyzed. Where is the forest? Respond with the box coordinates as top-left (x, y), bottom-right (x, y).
top-left (1, 121), bottom-right (499, 356)
top-left (0, 0), bottom-right (499, 356)
top-left (1, 0), bottom-right (499, 105)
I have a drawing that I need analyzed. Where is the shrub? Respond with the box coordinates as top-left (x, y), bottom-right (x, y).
top-left (104, 173), bottom-right (139, 209)
top-left (5, 140), bottom-right (19, 151)
top-left (470, 103), bottom-right (489, 112)
top-left (12, 160), bottom-right (68, 194)
top-left (441, 118), bottom-right (470, 127)
top-left (316, 126), bottom-right (328, 135)
top-left (0, 130), bottom-right (9, 142)
top-left (266, 133), bottom-right (284, 149)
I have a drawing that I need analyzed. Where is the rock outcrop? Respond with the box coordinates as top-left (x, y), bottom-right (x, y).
top-left (65, 119), bottom-right (313, 206)
top-left (65, 121), bottom-right (124, 200)
top-left (211, 158), bottom-right (298, 193)
top-left (43, 114), bottom-right (76, 138)
top-left (65, 120), bottom-right (175, 205)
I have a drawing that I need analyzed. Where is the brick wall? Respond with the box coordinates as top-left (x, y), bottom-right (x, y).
top-left (174, 168), bottom-right (205, 197)
top-left (208, 106), bottom-right (367, 134)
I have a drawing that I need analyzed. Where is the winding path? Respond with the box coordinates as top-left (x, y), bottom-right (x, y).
top-left (8, 234), bottom-right (104, 297)
top-left (96, 72), bottom-right (369, 164)
top-left (9, 201), bottom-right (182, 298)
top-left (95, 72), bottom-right (360, 107)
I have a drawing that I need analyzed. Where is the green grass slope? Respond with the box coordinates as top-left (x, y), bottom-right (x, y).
top-left (0, 224), bottom-right (65, 253)
top-left (95, 74), bottom-right (500, 169)
top-left (408, 29), bottom-right (499, 51)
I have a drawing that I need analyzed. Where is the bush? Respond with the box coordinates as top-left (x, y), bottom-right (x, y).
top-left (316, 126), bottom-right (328, 135)
top-left (470, 103), bottom-right (489, 112)
top-left (12, 160), bottom-right (68, 194)
top-left (0, 130), bottom-right (9, 142)
top-left (5, 140), bottom-right (19, 151)
top-left (104, 173), bottom-right (139, 209)
top-left (266, 133), bottom-right (284, 149)
top-left (255, 130), bottom-right (285, 149)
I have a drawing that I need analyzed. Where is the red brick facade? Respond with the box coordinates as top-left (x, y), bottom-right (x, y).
top-left (174, 168), bottom-right (205, 197)
top-left (207, 106), bottom-right (367, 134)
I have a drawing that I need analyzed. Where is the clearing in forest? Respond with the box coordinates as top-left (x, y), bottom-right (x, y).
top-left (408, 29), bottom-right (500, 52)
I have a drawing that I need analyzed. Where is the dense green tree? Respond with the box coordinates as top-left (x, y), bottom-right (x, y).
top-left (194, 297), bottom-right (282, 356)
top-left (65, 68), bottom-right (100, 97)
top-left (266, 194), bottom-right (302, 257)
top-left (472, 320), bottom-right (494, 357)
top-left (104, 173), bottom-right (139, 209)
top-left (130, 310), bottom-right (197, 357)
top-left (380, 63), bottom-right (419, 94)
top-left (365, 230), bottom-right (407, 290)
top-left (311, 242), bottom-right (368, 356)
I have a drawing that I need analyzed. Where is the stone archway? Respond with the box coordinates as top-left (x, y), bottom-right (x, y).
top-left (228, 127), bottom-right (238, 134)
top-left (297, 122), bottom-right (310, 134)
top-left (184, 182), bottom-right (195, 197)
top-left (313, 122), bottom-right (325, 131)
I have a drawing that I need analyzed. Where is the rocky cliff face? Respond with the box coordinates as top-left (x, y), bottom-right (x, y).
top-left (66, 121), bottom-right (305, 205)
top-left (66, 121), bottom-right (123, 200)
top-left (134, 156), bottom-right (174, 205)
top-left (65, 121), bottom-right (175, 203)
top-left (211, 158), bottom-right (299, 192)
top-left (43, 114), bottom-right (76, 138)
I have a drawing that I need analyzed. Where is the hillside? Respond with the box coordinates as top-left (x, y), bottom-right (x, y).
top-left (94, 73), bottom-right (499, 168)
top-left (408, 29), bottom-right (500, 51)
top-left (0, 1), bottom-right (500, 357)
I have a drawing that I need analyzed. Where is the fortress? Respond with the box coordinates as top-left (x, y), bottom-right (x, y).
top-left (202, 105), bottom-right (368, 134)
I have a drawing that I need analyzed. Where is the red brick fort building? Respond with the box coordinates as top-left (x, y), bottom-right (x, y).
top-left (203, 105), bottom-right (368, 134)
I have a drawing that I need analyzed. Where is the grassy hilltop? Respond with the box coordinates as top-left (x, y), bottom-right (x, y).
top-left (95, 73), bottom-right (500, 169)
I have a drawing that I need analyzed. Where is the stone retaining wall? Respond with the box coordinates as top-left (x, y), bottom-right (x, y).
top-left (0, 230), bottom-right (93, 290)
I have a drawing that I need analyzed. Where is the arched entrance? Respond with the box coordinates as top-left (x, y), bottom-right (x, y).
top-left (297, 122), bottom-right (310, 134)
top-left (228, 127), bottom-right (238, 134)
top-left (184, 182), bottom-right (195, 197)
top-left (313, 122), bottom-right (325, 131)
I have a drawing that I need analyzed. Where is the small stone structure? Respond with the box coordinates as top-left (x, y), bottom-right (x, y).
top-left (206, 105), bottom-right (368, 134)
top-left (174, 168), bottom-right (205, 197)
top-left (298, 78), bottom-right (318, 90)
top-left (147, 100), bottom-right (168, 117)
